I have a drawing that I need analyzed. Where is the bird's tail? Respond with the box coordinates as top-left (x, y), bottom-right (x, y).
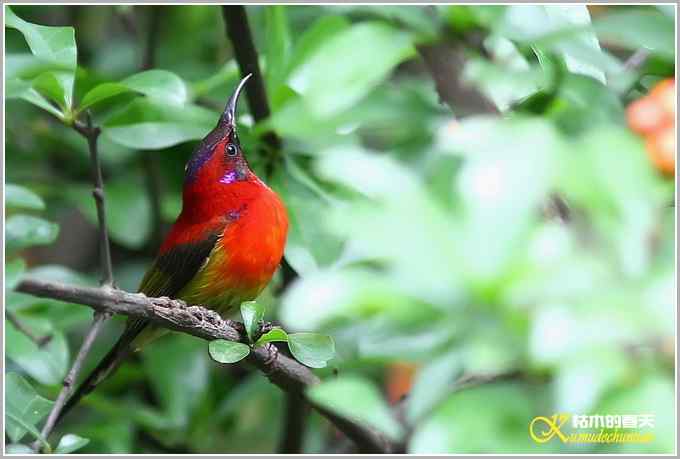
top-left (57, 319), bottom-right (148, 423)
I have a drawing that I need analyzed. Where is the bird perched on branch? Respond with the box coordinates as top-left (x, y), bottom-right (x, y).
top-left (59, 74), bottom-right (289, 420)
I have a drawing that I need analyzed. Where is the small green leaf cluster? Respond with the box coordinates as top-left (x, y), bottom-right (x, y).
top-left (208, 301), bottom-right (336, 369)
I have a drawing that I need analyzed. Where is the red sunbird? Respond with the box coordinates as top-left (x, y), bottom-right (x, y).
top-left (59, 74), bottom-right (289, 420)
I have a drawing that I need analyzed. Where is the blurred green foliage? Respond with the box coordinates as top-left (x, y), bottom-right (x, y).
top-left (4, 4), bottom-right (675, 454)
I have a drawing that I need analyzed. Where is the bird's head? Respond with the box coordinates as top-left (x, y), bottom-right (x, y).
top-left (184, 73), bottom-right (252, 187)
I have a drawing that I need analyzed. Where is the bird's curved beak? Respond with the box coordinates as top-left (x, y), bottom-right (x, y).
top-left (221, 73), bottom-right (252, 127)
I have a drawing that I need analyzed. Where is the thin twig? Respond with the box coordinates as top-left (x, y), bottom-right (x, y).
top-left (6, 311), bottom-right (52, 347)
top-left (623, 48), bottom-right (650, 72)
top-left (36, 310), bottom-right (110, 445)
top-left (16, 277), bottom-right (392, 454)
top-left (138, 5), bottom-right (165, 252)
top-left (73, 113), bottom-right (114, 287)
top-left (417, 42), bottom-right (499, 116)
top-left (34, 112), bottom-right (115, 450)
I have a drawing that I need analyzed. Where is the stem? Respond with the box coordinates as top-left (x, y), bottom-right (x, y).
top-left (417, 42), bottom-right (499, 116)
top-left (6, 311), bottom-right (52, 347)
top-left (36, 311), bottom-right (110, 445)
top-left (139, 6), bottom-right (165, 252)
top-left (221, 5), bottom-right (281, 161)
top-left (73, 112), bottom-right (114, 287)
top-left (33, 112), bottom-right (115, 450)
top-left (17, 277), bottom-right (392, 454)
top-left (623, 48), bottom-right (650, 72)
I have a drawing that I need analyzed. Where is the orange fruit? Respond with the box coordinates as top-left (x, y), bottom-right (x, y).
top-left (649, 78), bottom-right (675, 120)
top-left (626, 96), bottom-right (667, 135)
top-left (385, 362), bottom-right (418, 404)
top-left (646, 122), bottom-right (676, 176)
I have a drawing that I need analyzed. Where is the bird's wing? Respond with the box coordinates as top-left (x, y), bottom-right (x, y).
top-left (59, 224), bottom-right (228, 423)
top-left (138, 228), bottom-right (224, 298)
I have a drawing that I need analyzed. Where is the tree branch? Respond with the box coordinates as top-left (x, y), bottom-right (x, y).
top-left (417, 42), bottom-right (499, 116)
top-left (36, 310), bottom-right (109, 446)
top-left (220, 8), bottom-right (311, 447)
top-left (221, 5), bottom-right (281, 159)
top-left (138, 5), bottom-right (165, 253)
top-left (278, 382), bottom-right (310, 453)
top-left (6, 311), bottom-right (52, 346)
top-left (34, 112), bottom-right (115, 450)
top-left (73, 113), bottom-right (114, 287)
top-left (16, 278), bottom-right (393, 453)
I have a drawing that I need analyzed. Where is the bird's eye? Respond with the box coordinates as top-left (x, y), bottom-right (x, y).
top-left (225, 143), bottom-right (238, 157)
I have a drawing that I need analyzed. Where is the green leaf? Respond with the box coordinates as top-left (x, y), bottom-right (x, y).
top-left (68, 177), bottom-right (151, 250)
top-left (79, 70), bottom-right (189, 111)
top-left (6, 318), bottom-right (69, 385)
top-left (409, 384), bottom-right (536, 453)
top-left (5, 6), bottom-right (76, 110)
top-left (406, 352), bottom-right (462, 424)
top-left (254, 327), bottom-right (289, 347)
top-left (271, 160), bottom-right (344, 275)
top-left (5, 184), bottom-right (45, 210)
top-left (286, 15), bottom-right (350, 77)
top-left (594, 9), bottom-right (675, 60)
top-left (6, 444), bottom-right (34, 454)
top-left (463, 36), bottom-right (542, 112)
top-left (287, 333), bottom-right (335, 368)
top-left (502, 5), bottom-right (607, 83)
top-left (5, 258), bottom-right (26, 291)
top-left (143, 334), bottom-right (210, 426)
top-left (240, 301), bottom-right (265, 344)
top-left (438, 116), bottom-right (562, 281)
top-left (32, 70), bottom-right (73, 110)
top-left (55, 434), bottom-right (90, 454)
top-left (264, 6), bottom-right (291, 97)
top-left (331, 5), bottom-right (437, 39)
top-left (102, 97), bottom-right (216, 150)
top-left (6, 412), bottom-right (50, 451)
top-left (208, 340), bottom-right (250, 364)
top-left (288, 21), bottom-right (415, 117)
top-left (5, 215), bottom-right (59, 252)
top-left (7, 86), bottom-right (64, 119)
top-left (190, 61), bottom-right (240, 99)
top-left (307, 376), bottom-right (403, 440)
top-left (5, 53), bottom-right (63, 82)
top-left (5, 372), bottom-right (54, 443)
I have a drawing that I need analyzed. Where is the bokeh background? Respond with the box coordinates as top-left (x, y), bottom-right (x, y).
top-left (4, 4), bottom-right (676, 454)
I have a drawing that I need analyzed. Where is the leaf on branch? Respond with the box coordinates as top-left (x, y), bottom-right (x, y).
top-left (55, 434), bottom-right (90, 454)
top-left (6, 184), bottom-right (45, 210)
top-left (6, 318), bottom-right (69, 385)
top-left (240, 301), bottom-right (265, 344)
top-left (6, 444), bottom-right (34, 454)
top-left (5, 372), bottom-right (54, 443)
top-left (102, 98), bottom-right (216, 150)
top-left (6, 258), bottom-right (27, 291)
top-left (288, 21), bottom-right (415, 117)
top-left (255, 327), bottom-right (289, 347)
top-left (79, 69), bottom-right (189, 111)
top-left (287, 332), bottom-right (335, 368)
top-left (5, 6), bottom-right (77, 113)
top-left (208, 340), bottom-right (250, 364)
top-left (5, 215), bottom-right (59, 253)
